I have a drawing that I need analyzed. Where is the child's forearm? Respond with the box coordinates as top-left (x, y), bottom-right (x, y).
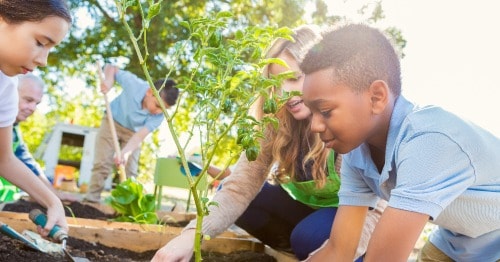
top-left (123, 128), bottom-right (149, 155)
top-left (312, 206), bottom-right (367, 261)
top-left (103, 64), bottom-right (118, 89)
top-left (0, 155), bottom-right (68, 235)
top-left (356, 199), bottom-right (387, 258)
top-left (1, 155), bottom-right (61, 209)
top-left (114, 128), bottom-right (148, 167)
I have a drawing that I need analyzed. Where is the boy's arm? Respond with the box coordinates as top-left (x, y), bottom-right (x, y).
top-left (364, 207), bottom-right (428, 262)
top-left (309, 205), bottom-right (368, 261)
top-left (115, 127), bottom-right (150, 166)
top-left (101, 64), bottom-right (118, 94)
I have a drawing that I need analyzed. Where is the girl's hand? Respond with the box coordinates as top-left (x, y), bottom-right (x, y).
top-left (151, 229), bottom-right (196, 262)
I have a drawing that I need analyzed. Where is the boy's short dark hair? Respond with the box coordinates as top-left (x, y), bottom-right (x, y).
top-left (154, 79), bottom-right (179, 106)
top-left (300, 24), bottom-right (401, 96)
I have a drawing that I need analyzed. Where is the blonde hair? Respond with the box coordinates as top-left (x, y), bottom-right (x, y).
top-left (254, 25), bottom-right (329, 188)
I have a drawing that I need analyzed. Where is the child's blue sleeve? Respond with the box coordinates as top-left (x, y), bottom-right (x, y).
top-left (115, 70), bottom-right (148, 92)
top-left (143, 114), bottom-right (164, 132)
top-left (392, 133), bottom-right (476, 219)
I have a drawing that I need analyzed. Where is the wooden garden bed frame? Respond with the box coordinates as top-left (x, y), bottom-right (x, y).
top-left (0, 210), bottom-right (297, 261)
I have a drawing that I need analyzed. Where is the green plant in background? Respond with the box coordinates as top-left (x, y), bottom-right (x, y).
top-left (113, 0), bottom-right (293, 260)
top-left (105, 178), bottom-right (158, 224)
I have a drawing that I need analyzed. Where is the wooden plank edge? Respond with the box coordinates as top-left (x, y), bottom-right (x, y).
top-left (0, 211), bottom-right (264, 254)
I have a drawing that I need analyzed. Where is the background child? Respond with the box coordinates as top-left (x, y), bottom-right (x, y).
top-left (300, 23), bottom-right (500, 262)
top-left (84, 64), bottom-right (179, 202)
top-left (0, 0), bottom-right (72, 235)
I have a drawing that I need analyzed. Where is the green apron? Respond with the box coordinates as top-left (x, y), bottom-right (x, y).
top-left (280, 151), bottom-right (340, 209)
top-left (0, 126), bottom-right (21, 202)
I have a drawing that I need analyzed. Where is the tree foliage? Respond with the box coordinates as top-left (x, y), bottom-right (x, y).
top-left (26, 0), bottom-right (405, 182)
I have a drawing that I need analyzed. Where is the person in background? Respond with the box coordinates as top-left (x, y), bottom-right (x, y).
top-left (300, 23), bottom-right (500, 262)
top-left (84, 64), bottom-right (179, 202)
top-left (0, 0), bottom-right (72, 236)
top-left (0, 74), bottom-right (79, 202)
top-left (152, 25), bottom-right (384, 262)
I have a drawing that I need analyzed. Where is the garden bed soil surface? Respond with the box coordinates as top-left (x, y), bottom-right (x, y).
top-left (0, 199), bottom-right (278, 262)
top-left (0, 234), bottom-right (275, 262)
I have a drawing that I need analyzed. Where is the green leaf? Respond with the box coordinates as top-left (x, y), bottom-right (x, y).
top-left (259, 58), bottom-right (288, 68)
top-left (207, 201), bottom-right (219, 208)
top-left (179, 21), bottom-right (190, 30)
top-left (107, 179), bottom-right (158, 224)
top-left (216, 11), bottom-right (233, 19)
top-left (147, 3), bottom-right (161, 21)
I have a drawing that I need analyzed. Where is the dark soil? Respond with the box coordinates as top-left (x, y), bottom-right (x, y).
top-left (0, 234), bottom-right (275, 262)
top-left (0, 233), bottom-right (154, 262)
top-left (1, 200), bottom-right (277, 261)
top-left (3, 199), bottom-right (115, 220)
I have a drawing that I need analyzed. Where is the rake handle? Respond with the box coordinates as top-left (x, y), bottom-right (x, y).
top-left (96, 61), bottom-right (126, 183)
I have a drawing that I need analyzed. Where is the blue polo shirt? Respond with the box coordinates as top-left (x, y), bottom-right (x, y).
top-left (110, 70), bottom-right (164, 132)
top-left (339, 96), bottom-right (500, 261)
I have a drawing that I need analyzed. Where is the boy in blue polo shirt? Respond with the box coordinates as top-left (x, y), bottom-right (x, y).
top-left (85, 64), bottom-right (179, 202)
top-left (300, 24), bottom-right (500, 261)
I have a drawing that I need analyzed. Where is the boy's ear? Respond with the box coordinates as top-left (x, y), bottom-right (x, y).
top-left (145, 88), bottom-right (153, 96)
top-left (368, 80), bottom-right (390, 114)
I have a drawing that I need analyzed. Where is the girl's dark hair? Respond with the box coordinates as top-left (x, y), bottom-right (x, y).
top-left (153, 79), bottom-right (179, 106)
top-left (0, 0), bottom-right (72, 24)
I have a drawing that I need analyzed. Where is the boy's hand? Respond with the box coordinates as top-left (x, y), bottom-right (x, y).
top-left (113, 151), bottom-right (130, 167)
top-left (100, 81), bottom-right (111, 94)
top-left (100, 64), bottom-right (117, 94)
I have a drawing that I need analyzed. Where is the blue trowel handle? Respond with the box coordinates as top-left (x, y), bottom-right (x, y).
top-left (0, 222), bottom-right (24, 239)
top-left (0, 222), bottom-right (43, 251)
top-left (28, 209), bottom-right (67, 242)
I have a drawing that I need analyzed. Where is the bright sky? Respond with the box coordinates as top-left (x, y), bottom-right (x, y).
top-left (161, 0), bottom-right (500, 156)
top-left (324, 0), bottom-right (500, 136)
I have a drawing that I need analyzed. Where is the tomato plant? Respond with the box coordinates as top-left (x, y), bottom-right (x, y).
top-left (113, 1), bottom-right (293, 260)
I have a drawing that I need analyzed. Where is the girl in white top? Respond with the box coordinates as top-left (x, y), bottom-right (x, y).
top-left (0, 0), bottom-right (72, 236)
